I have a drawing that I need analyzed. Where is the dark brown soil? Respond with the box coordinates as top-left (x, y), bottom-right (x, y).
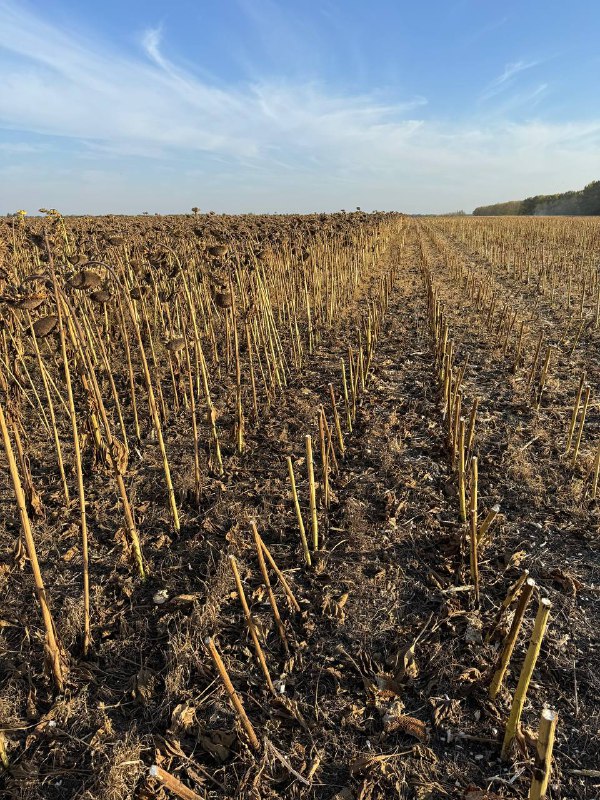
top-left (0, 219), bottom-right (598, 800)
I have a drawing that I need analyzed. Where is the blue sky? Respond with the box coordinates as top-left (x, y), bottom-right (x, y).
top-left (0, 0), bottom-right (599, 214)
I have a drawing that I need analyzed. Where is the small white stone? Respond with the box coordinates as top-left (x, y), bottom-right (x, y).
top-left (153, 589), bottom-right (169, 605)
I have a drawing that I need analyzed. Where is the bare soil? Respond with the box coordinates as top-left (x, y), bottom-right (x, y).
top-left (0, 221), bottom-right (598, 800)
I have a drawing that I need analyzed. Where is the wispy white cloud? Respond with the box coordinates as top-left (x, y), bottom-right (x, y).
top-left (480, 59), bottom-right (540, 100)
top-left (140, 26), bottom-right (165, 68)
top-left (0, 3), bottom-right (425, 164)
top-left (0, 1), bottom-right (599, 214)
top-left (487, 82), bottom-right (549, 117)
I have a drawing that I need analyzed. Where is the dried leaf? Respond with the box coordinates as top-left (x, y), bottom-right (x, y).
top-left (505, 550), bottom-right (527, 570)
top-left (457, 667), bottom-right (481, 684)
top-left (12, 536), bottom-right (26, 570)
top-left (110, 439), bottom-right (129, 475)
top-left (393, 644), bottom-right (419, 681)
top-left (350, 751), bottom-right (411, 776)
top-left (28, 483), bottom-right (44, 518)
top-left (170, 703), bottom-right (197, 734)
top-left (365, 673), bottom-right (402, 699)
top-left (251, 585), bottom-right (266, 603)
top-left (272, 696), bottom-right (310, 731)
top-left (89, 719), bottom-right (114, 749)
top-left (132, 667), bottom-right (155, 704)
top-left (429, 697), bottom-right (459, 728)
top-left (170, 594), bottom-right (200, 607)
top-left (325, 666), bottom-right (344, 681)
top-left (548, 568), bottom-right (581, 596)
top-left (62, 545), bottom-right (79, 562)
top-left (199, 730), bottom-right (235, 763)
top-left (114, 527), bottom-right (132, 563)
top-left (322, 593), bottom-right (349, 623)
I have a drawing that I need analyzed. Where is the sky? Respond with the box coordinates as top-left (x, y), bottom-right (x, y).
top-left (0, 0), bottom-right (599, 215)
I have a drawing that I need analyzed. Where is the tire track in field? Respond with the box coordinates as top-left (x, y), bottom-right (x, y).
top-left (410, 221), bottom-right (599, 795)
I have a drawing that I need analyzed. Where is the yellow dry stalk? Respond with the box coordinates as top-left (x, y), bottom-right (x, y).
top-left (438, 321), bottom-right (449, 370)
top-left (328, 383), bottom-right (345, 457)
top-left (489, 577), bottom-right (535, 699)
top-left (347, 346), bottom-right (357, 421)
top-left (4, 325), bottom-right (50, 432)
top-left (526, 331), bottom-right (544, 389)
top-left (305, 283), bottom-right (314, 355)
top-left (569, 317), bottom-right (586, 357)
top-left (529, 708), bottom-right (558, 800)
top-left (117, 271), bottom-right (181, 532)
top-left (514, 320), bottom-right (525, 370)
top-left (571, 385), bottom-right (591, 468)
top-left (198, 339), bottom-right (223, 475)
top-left (318, 407), bottom-right (330, 510)
top-left (341, 359), bottom-right (352, 432)
top-left (183, 334), bottom-right (201, 507)
top-left (205, 637), bottom-right (260, 751)
top-left (229, 555), bottom-right (275, 694)
top-left (83, 310), bottom-right (129, 451)
top-left (321, 407), bottom-right (339, 476)
top-left (458, 418), bottom-right (467, 524)
top-left (27, 313), bottom-right (70, 505)
top-left (451, 389), bottom-right (462, 465)
top-left (60, 289), bottom-right (145, 579)
top-left (132, 288), bottom-right (164, 413)
top-left (245, 320), bottom-right (259, 420)
top-left (466, 397), bottom-right (478, 462)
top-left (0, 398), bottom-right (65, 691)
top-left (501, 598), bottom-right (552, 760)
top-left (589, 438), bottom-right (600, 499)
top-left (286, 456), bottom-right (311, 566)
top-left (469, 456), bottom-right (479, 606)
top-left (477, 504), bottom-right (501, 547)
top-left (53, 289), bottom-right (92, 656)
top-left (149, 765), bottom-right (203, 800)
top-left (485, 570), bottom-right (530, 644)
top-left (502, 311), bottom-right (518, 355)
top-left (251, 521), bottom-right (289, 653)
top-left (565, 372), bottom-right (586, 454)
top-left (535, 346), bottom-right (553, 410)
top-left (229, 278), bottom-right (244, 455)
top-left (116, 295), bottom-right (141, 442)
top-left (306, 434), bottom-right (319, 551)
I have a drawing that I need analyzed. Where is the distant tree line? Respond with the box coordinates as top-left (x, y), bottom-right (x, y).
top-left (473, 180), bottom-right (600, 216)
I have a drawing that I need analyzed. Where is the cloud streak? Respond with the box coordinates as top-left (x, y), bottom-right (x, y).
top-left (480, 59), bottom-right (540, 100)
top-left (0, 4), bottom-right (426, 166)
top-left (0, 2), bottom-right (599, 214)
